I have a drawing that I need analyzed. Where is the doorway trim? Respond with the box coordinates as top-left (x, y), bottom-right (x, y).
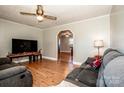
top-left (57, 30), bottom-right (73, 63)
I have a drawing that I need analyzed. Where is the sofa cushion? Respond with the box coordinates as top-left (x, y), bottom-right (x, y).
top-left (102, 51), bottom-right (122, 68)
top-left (66, 68), bottom-right (83, 80)
top-left (104, 56), bottom-right (124, 87)
top-left (0, 63), bottom-right (21, 70)
top-left (80, 57), bottom-right (95, 69)
top-left (96, 65), bottom-right (106, 87)
top-left (76, 69), bottom-right (98, 87)
top-left (0, 66), bottom-right (26, 80)
top-left (80, 63), bottom-right (87, 68)
top-left (0, 70), bottom-right (32, 87)
top-left (103, 48), bottom-right (115, 58)
top-left (96, 49), bottom-right (122, 87)
top-left (85, 57), bottom-right (96, 64)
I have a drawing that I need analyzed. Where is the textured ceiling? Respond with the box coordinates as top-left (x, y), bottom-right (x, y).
top-left (0, 5), bottom-right (112, 29)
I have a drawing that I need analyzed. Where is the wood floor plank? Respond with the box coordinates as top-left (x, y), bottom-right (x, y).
top-left (24, 59), bottom-right (78, 87)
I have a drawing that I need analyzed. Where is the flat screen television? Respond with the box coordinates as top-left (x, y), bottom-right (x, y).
top-left (12, 38), bottom-right (38, 54)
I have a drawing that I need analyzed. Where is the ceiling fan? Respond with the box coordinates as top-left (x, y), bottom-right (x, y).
top-left (20, 5), bottom-right (57, 22)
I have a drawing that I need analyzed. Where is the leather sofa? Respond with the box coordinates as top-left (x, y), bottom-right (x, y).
top-left (63, 48), bottom-right (124, 87)
top-left (0, 57), bottom-right (33, 87)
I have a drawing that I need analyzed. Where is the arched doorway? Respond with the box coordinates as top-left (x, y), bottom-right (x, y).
top-left (57, 30), bottom-right (73, 63)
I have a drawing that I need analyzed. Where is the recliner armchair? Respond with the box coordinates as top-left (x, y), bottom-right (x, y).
top-left (0, 57), bottom-right (33, 87)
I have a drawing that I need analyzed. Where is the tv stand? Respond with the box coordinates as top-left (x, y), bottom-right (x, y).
top-left (7, 52), bottom-right (42, 62)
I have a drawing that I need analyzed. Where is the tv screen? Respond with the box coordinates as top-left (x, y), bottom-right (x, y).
top-left (12, 39), bottom-right (38, 54)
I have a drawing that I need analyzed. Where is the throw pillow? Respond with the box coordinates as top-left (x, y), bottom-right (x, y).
top-left (90, 57), bottom-right (101, 69)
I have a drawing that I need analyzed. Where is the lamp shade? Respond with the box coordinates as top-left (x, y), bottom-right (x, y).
top-left (94, 40), bottom-right (104, 48)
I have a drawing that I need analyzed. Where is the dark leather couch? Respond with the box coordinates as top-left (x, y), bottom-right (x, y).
top-left (65, 57), bottom-right (98, 87)
top-left (65, 48), bottom-right (123, 87)
top-left (0, 57), bottom-right (33, 87)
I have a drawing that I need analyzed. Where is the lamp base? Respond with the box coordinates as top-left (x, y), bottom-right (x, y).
top-left (94, 55), bottom-right (102, 59)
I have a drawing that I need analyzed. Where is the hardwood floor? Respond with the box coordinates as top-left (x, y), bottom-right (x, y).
top-left (24, 59), bottom-right (78, 87)
top-left (58, 52), bottom-right (72, 63)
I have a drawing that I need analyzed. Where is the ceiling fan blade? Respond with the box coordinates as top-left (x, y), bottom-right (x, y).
top-left (44, 15), bottom-right (57, 20)
top-left (20, 12), bottom-right (36, 16)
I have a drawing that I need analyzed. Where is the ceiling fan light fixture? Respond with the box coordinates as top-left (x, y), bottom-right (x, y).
top-left (20, 5), bottom-right (57, 22)
top-left (37, 15), bottom-right (44, 21)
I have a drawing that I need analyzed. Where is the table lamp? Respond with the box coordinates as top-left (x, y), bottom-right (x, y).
top-left (94, 40), bottom-right (104, 57)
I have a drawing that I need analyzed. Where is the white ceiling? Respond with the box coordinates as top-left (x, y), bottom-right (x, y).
top-left (0, 5), bottom-right (112, 29)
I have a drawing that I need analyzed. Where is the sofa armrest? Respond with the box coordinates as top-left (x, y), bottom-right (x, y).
top-left (0, 66), bottom-right (26, 80)
top-left (66, 68), bottom-right (83, 80)
top-left (0, 57), bottom-right (11, 65)
top-left (76, 69), bottom-right (98, 87)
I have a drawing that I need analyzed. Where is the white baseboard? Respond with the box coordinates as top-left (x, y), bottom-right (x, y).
top-left (42, 56), bottom-right (57, 61)
top-left (73, 61), bottom-right (82, 65)
top-left (13, 56), bottom-right (57, 63)
top-left (13, 59), bottom-right (29, 63)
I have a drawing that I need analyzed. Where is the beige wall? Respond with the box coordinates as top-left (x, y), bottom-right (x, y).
top-left (110, 5), bottom-right (124, 52)
top-left (0, 13), bottom-right (111, 64)
top-left (43, 15), bottom-right (110, 64)
top-left (0, 18), bottom-right (43, 57)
